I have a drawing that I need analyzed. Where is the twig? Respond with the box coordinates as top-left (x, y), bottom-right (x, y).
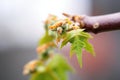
top-left (63, 12), bottom-right (120, 34)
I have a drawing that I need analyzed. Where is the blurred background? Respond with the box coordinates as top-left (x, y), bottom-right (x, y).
top-left (0, 0), bottom-right (120, 80)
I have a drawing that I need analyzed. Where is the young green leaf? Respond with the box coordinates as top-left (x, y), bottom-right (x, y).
top-left (48, 54), bottom-right (73, 72)
top-left (52, 69), bottom-right (67, 80)
top-left (31, 54), bottom-right (73, 80)
top-left (61, 29), bottom-right (95, 68)
top-left (70, 36), bottom-right (85, 68)
top-left (48, 54), bottom-right (73, 80)
top-left (61, 29), bottom-right (84, 48)
top-left (76, 52), bottom-right (83, 68)
top-left (84, 40), bottom-right (95, 56)
top-left (30, 72), bottom-right (59, 80)
top-left (80, 31), bottom-right (93, 38)
top-left (38, 31), bottom-right (54, 46)
top-left (60, 33), bottom-right (74, 48)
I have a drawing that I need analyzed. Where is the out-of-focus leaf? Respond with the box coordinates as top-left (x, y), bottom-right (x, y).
top-left (30, 72), bottom-right (59, 80)
top-left (49, 54), bottom-right (73, 71)
top-left (38, 31), bottom-right (54, 46)
top-left (37, 66), bottom-right (46, 73)
top-left (48, 54), bottom-right (73, 80)
top-left (52, 68), bottom-right (67, 80)
top-left (31, 54), bottom-right (73, 80)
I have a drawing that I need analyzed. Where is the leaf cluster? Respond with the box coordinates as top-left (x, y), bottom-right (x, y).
top-left (48, 17), bottom-right (96, 68)
top-left (31, 54), bottom-right (73, 80)
top-left (61, 29), bottom-right (95, 68)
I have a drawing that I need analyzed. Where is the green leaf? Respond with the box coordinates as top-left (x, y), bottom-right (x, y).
top-left (84, 40), bottom-right (96, 56)
top-left (80, 31), bottom-right (93, 38)
top-left (38, 31), bottom-right (54, 46)
top-left (76, 51), bottom-right (82, 68)
top-left (70, 36), bottom-right (85, 68)
top-left (61, 29), bottom-right (84, 48)
top-left (48, 54), bottom-right (73, 80)
top-left (52, 69), bottom-right (67, 80)
top-left (30, 72), bottom-right (59, 80)
top-left (61, 33), bottom-right (74, 48)
top-left (60, 29), bottom-right (95, 68)
top-left (48, 54), bottom-right (73, 71)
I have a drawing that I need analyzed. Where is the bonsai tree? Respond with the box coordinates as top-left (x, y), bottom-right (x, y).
top-left (23, 12), bottom-right (120, 80)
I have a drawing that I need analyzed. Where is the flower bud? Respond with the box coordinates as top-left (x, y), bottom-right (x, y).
top-left (57, 27), bottom-right (63, 34)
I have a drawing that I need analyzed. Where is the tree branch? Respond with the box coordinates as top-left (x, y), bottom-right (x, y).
top-left (63, 12), bottom-right (120, 34)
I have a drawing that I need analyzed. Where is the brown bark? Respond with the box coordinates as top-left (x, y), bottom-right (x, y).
top-left (63, 12), bottom-right (120, 34)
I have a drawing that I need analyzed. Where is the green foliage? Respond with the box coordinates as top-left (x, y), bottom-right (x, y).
top-left (30, 54), bottom-right (73, 80)
top-left (38, 31), bottom-right (54, 46)
top-left (30, 72), bottom-right (59, 80)
top-left (61, 29), bottom-right (85, 48)
top-left (24, 15), bottom-right (73, 80)
top-left (49, 54), bottom-right (73, 71)
top-left (61, 29), bottom-right (95, 68)
top-left (70, 36), bottom-right (84, 68)
top-left (25, 14), bottom-right (96, 80)
top-left (48, 54), bottom-right (73, 80)
top-left (84, 39), bottom-right (96, 56)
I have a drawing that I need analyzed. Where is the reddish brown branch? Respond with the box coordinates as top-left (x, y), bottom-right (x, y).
top-left (63, 12), bottom-right (120, 34)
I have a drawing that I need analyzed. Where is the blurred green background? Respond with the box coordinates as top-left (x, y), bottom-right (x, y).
top-left (0, 0), bottom-right (120, 80)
